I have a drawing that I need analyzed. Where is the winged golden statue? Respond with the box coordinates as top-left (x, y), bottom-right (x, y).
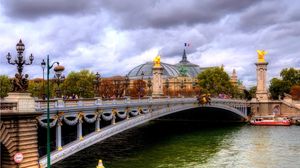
top-left (154, 55), bottom-right (161, 67)
top-left (257, 50), bottom-right (267, 62)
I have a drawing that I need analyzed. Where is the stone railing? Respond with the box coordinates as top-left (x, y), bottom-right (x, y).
top-left (35, 97), bottom-right (184, 110)
top-left (0, 102), bottom-right (18, 112)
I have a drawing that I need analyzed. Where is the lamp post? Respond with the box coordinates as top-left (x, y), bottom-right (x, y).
top-left (124, 75), bottom-right (130, 97)
top-left (138, 71), bottom-right (144, 99)
top-left (141, 71), bottom-right (144, 81)
top-left (53, 66), bottom-right (65, 98)
top-left (147, 77), bottom-right (152, 96)
top-left (180, 79), bottom-right (186, 97)
top-left (192, 80), bottom-right (196, 96)
top-left (41, 59), bottom-right (46, 99)
top-left (6, 39), bottom-right (34, 92)
top-left (93, 72), bottom-right (101, 97)
top-left (46, 55), bottom-right (63, 168)
top-left (165, 78), bottom-right (169, 96)
top-left (79, 87), bottom-right (84, 98)
top-left (6, 39), bottom-right (34, 76)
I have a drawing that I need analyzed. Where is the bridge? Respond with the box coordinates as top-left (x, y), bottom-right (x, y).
top-left (1, 97), bottom-right (248, 167)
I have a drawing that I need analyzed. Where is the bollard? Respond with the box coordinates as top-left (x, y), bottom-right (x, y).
top-left (96, 159), bottom-right (105, 168)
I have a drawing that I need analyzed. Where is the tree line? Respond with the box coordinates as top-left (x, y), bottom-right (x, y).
top-left (269, 68), bottom-right (300, 100)
top-left (3, 67), bottom-right (298, 100)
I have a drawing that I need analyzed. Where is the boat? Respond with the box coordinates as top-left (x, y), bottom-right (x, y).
top-left (250, 115), bottom-right (291, 126)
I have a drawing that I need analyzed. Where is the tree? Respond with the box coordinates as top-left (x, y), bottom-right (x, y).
top-left (197, 67), bottom-right (235, 97)
top-left (248, 86), bottom-right (257, 99)
top-left (269, 78), bottom-right (290, 99)
top-left (0, 75), bottom-right (12, 98)
top-left (280, 68), bottom-right (300, 86)
top-left (268, 68), bottom-right (300, 100)
top-left (132, 80), bottom-right (146, 98)
top-left (243, 89), bottom-right (252, 100)
top-left (61, 70), bottom-right (95, 98)
top-left (101, 79), bottom-right (114, 99)
top-left (28, 80), bottom-right (43, 98)
top-left (290, 85), bottom-right (300, 100)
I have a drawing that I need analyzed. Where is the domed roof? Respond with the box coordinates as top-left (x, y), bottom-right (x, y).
top-left (128, 62), bottom-right (180, 79)
top-left (175, 49), bottom-right (201, 77)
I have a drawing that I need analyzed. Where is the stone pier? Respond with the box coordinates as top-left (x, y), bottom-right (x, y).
top-left (152, 56), bottom-right (164, 97)
top-left (1, 93), bottom-right (41, 168)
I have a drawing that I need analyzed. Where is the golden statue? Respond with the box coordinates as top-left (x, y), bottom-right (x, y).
top-left (153, 55), bottom-right (161, 67)
top-left (257, 50), bottom-right (267, 62)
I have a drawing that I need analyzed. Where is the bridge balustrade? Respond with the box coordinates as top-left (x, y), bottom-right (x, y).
top-left (0, 102), bottom-right (18, 112)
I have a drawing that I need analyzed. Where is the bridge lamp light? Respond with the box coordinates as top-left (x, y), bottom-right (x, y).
top-left (53, 65), bottom-right (65, 98)
top-left (93, 72), bottom-right (101, 97)
top-left (165, 78), bottom-right (170, 96)
top-left (41, 59), bottom-right (46, 99)
top-left (124, 75), bottom-right (130, 97)
top-left (46, 55), bottom-right (64, 168)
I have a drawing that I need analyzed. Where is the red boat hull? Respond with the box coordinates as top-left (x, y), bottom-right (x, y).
top-left (250, 121), bottom-right (291, 126)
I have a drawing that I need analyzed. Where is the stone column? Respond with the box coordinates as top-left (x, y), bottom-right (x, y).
top-left (95, 116), bottom-right (101, 132)
top-left (56, 121), bottom-right (62, 151)
top-left (152, 65), bottom-right (164, 97)
top-left (255, 62), bottom-right (268, 101)
top-left (77, 119), bottom-right (83, 141)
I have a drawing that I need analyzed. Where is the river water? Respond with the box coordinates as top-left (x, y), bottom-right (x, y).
top-left (53, 121), bottom-right (300, 168)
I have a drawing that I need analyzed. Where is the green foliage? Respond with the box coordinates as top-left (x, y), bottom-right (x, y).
top-left (28, 80), bottom-right (43, 98)
top-left (269, 78), bottom-right (290, 99)
top-left (268, 68), bottom-right (300, 100)
top-left (61, 70), bottom-right (95, 98)
top-left (197, 67), bottom-right (236, 97)
top-left (243, 89), bottom-right (252, 100)
top-left (0, 75), bottom-right (12, 98)
top-left (248, 86), bottom-right (257, 99)
top-left (280, 68), bottom-right (300, 86)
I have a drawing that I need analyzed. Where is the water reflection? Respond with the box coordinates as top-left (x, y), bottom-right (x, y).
top-left (53, 121), bottom-right (242, 168)
top-left (53, 121), bottom-right (300, 168)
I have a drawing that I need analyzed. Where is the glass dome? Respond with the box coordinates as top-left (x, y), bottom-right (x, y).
top-left (127, 62), bottom-right (180, 79)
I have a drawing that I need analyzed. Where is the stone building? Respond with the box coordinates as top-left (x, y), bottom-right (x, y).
top-left (126, 48), bottom-right (212, 96)
top-left (230, 69), bottom-right (246, 92)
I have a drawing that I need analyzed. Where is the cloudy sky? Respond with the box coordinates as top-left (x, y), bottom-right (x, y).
top-left (1, 0), bottom-right (300, 87)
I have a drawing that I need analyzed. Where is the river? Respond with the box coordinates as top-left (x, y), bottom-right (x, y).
top-left (53, 121), bottom-right (300, 168)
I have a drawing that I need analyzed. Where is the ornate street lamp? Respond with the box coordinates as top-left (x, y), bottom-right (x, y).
top-left (6, 39), bottom-right (34, 92)
top-left (93, 72), bottom-right (101, 97)
top-left (180, 79), bottom-right (186, 97)
top-left (147, 77), bottom-right (152, 96)
top-left (46, 55), bottom-right (63, 167)
top-left (165, 78), bottom-right (170, 96)
top-left (138, 71), bottom-right (145, 98)
top-left (53, 65), bottom-right (65, 98)
top-left (192, 80), bottom-right (197, 96)
top-left (79, 87), bottom-right (84, 98)
top-left (124, 75), bottom-right (130, 97)
top-left (41, 59), bottom-right (46, 99)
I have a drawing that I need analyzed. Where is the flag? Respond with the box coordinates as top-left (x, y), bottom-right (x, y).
top-left (184, 43), bottom-right (190, 47)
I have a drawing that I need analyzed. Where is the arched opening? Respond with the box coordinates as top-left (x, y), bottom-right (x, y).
top-left (159, 106), bottom-right (246, 122)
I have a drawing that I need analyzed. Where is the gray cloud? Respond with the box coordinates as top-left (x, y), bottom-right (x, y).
top-left (2, 0), bottom-right (100, 19)
top-left (1, 0), bottom-right (300, 88)
top-left (97, 0), bottom-right (260, 29)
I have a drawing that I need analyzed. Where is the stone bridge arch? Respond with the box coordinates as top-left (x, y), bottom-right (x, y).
top-left (39, 102), bottom-right (248, 166)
